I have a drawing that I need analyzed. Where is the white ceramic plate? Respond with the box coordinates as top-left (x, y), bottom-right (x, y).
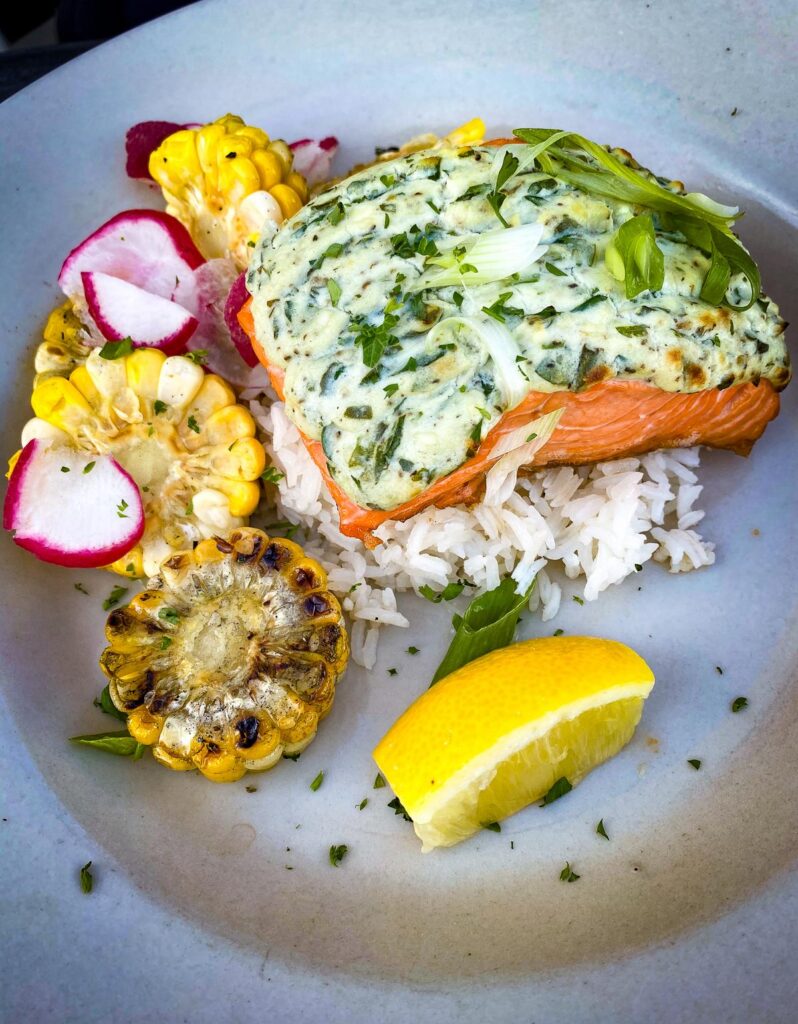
top-left (2, 2), bottom-right (797, 1020)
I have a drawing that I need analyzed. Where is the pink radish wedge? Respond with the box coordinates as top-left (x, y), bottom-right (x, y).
top-left (82, 271), bottom-right (198, 353)
top-left (58, 209), bottom-right (205, 314)
top-left (4, 440), bottom-right (144, 568)
top-left (289, 137), bottom-right (339, 186)
top-left (224, 271), bottom-right (259, 368)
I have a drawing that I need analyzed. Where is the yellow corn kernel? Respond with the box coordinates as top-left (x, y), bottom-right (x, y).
top-left (240, 722), bottom-right (281, 762)
top-left (216, 113), bottom-right (246, 133)
top-left (194, 747), bottom-right (248, 783)
top-left (128, 706), bottom-right (163, 745)
top-left (185, 374), bottom-right (236, 421)
top-left (237, 125), bottom-right (270, 148)
top-left (107, 546), bottom-right (144, 579)
top-left (218, 155), bottom-right (261, 196)
top-left (195, 123), bottom-right (227, 184)
top-left (7, 449), bottom-right (21, 478)
top-left (193, 538), bottom-right (228, 565)
top-left (31, 376), bottom-right (91, 432)
top-left (267, 139), bottom-right (293, 176)
top-left (216, 437), bottom-right (266, 481)
top-left (286, 171), bottom-right (309, 203)
top-left (446, 117), bottom-right (486, 146)
top-left (213, 478), bottom-right (261, 516)
top-left (152, 747), bottom-right (195, 772)
top-left (269, 183), bottom-right (302, 220)
top-left (203, 404), bottom-right (256, 446)
top-left (68, 365), bottom-right (101, 407)
top-left (149, 129), bottom-right (203, 188)
top-left (126, 348), bottom-right (167, 401)
top-left (251, 149), bottom-right (283, 190)
top-left (43, 302), bottom-right (83, 346)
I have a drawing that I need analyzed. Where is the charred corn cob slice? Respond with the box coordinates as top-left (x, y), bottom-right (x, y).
top-left (100, 528), bottom-right (349, 782)
top-left (149, 113), bottom-right (308, 268)
top-left (21, 348), bottom-right (270, 577)
top-left (33, 303), bottom-right (93, 388)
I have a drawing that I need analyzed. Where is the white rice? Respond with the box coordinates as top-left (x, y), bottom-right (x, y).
top-left (248, 397), bottom-right (715, 668)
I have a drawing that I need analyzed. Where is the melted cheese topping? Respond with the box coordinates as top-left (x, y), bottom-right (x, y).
top-left (248, 145), bottom-right (788, 510)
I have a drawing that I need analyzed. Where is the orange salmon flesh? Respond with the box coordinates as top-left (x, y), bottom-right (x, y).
top-left (237, 299), bottom-right (780, 544)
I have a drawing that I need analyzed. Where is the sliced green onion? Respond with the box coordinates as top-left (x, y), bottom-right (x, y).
top-left (408, 222), bottom-right (547, 291)
top-left (427, 316), bottom-right (528, 409)
top-left (430, 577), bottom-right (535, 685)
top-left (605, 213), bottom-right (665, 299)
top-left (483, 409), bottom-right (563, 506)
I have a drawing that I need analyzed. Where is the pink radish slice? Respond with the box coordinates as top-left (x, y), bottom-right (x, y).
top-left (82, 271), bottom-right (198, 353)
top-left (125, 120), bottom-right (192, 180)
top-left (189, 259), bottom-right (267, 387)
top-left (289, 136), bottom-right (339, 186)
top-left (224, 271), bottom-right (259, 367)
top-left (4, 440), bottom-right (144, 569)
top-left (59, 210), bottom-right (205, 315)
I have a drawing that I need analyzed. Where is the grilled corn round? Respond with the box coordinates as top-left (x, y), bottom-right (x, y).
top-left (100, 527), bottom-right (349, 781)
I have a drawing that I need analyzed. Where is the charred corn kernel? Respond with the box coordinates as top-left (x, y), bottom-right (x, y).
top-left (213, 438), bottom-right (266, 481)
top-left (269, 183), bottom-right (302, 220)
top-left (69, 365), bottom-right (101, 407)
top-left (126, 348), bottom-right (167, 400)
top-left (34, 302), bottom-right (92, 388)
top-left (31, 376), bottom-right (91, 431)
top-left (21, 350), bottom-right (265, 578)
top-left (149, 113), bottom-right (309, 267)
top-left (213, 478), bottom-right (261, 516)
top-left (127, 706), bottom-right (163, 745)
top-left (99, 527), bottom-right (349, 783)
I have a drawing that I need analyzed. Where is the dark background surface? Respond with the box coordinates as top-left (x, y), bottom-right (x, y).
top-left (0, 1), bottom-right (196, 101)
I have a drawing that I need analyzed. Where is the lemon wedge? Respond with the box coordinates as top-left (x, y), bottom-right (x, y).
top-left (373, 636), bottom-right (654, 851)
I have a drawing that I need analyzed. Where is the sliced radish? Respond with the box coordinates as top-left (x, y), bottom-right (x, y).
top-left (125, 120), bottom-right (193, 180)
top-left (82, 271), bottom-right (198, 353)
top-left (224, 271), bottom-right (258, 367)
top-left (58, 210), bottom-right (205, 317)
top-left (4, 440), bottom-right (144, 569)
top-left (190, 259), bottom-right (267, 387)
top-left (289, 136), bottom-right (339, 186)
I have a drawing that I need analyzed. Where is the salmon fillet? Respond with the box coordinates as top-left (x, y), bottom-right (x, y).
top-left (238, 300), bottom-right (780, 544)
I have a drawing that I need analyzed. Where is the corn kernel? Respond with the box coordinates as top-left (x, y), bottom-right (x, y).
top-left (31, 376), bottom-right (91, 432)
top-left (286, 171), bottom-right (309, 203)
top-left (214, 437), bottom-right (267, 481)
top-left (214, 478), bottom-right (261, 516)
top-left (251, 149), bottom-right (283, 190)
top-left (128, 706), bottom-right (163, 745)
top-left (203, 404), bottom-right (256, 446)
top-left (126, 348), bottom-right (167, 401)
top-left (269, 183), bottom-right (302, 220)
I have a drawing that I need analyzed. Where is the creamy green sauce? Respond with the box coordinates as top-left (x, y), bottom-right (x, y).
top-left (248, 145), bottom-right (789, 511)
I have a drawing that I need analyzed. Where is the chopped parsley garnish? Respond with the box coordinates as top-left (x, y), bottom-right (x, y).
top-left (350, 312), bottom-right (400, 368)
top-left (184, 499), bottom-right (193, 516)
top-left (715, 666), bottom-right (724, 675)
top-left (469, 420), bottom-right (483, 445)
top-left (160, 636), bottom-right (173, 650)
top-left (102, 585), bottom-right (128, 611)
top-left (687, 758), bottom-right (702, 770)
top-left (452, 291), bottom-right (464, 309)
top-left (482, 291), bottom-right (524, 323)
top-left (60, 465), bottom-right (70, 473)
top-left (310, 770), bottom-right (324, 791)
top-left (155, 400), bottom-right (168, 415)
top-left (373, 773), bottom-right (386, 789)
top-left (357, 798), bottom-right (368, 811)
top-left (419, 582), bottom-right (465, 603)
top-left (74, 582), bottom-right (88, 595)
top-left (261, 466), bottom-right (285, 484)
top-left (380, 173), bottom-right (396, 188)
top-left (387, 668), bottom-right (398, 676)
top-left (116, 499), bottom-right (129, 519)
top-left (388, 796), bottom-right (412, 821)
top-left (327, 201), bottom-right (346, 225)
top-left (98, 337), bottom-right (133, 360)
top-left (731, 696), bottom-right (749, 712)
top-left (310, 242), bottom-right (345, 272)
top-left (407, 645), bottom-right (420, 655)
top-left (246, 785), bottom-right (258, 793)
top-left (596, 819), bottom-right (609, 840)
top-left (383, 382), bottom-right (399, 397)
top-left (187, 415), bottom-right (200, 434)
top-left (616, 324), bottom-right (648, 337)
top-left (559, 861), bottom-right (580, 883)
top-left (186, 350), bottom-right (207, 365)
top-left (540, 776), bottom-right (572, 806)
top-left (572, 293), bottom-right (605, 313)
top-left (485, 150), bottom-right (519, 227)
top-left (83, 461), bottom-right (95, 474)
top-left (79, 861), bottom-right (93, 894)
top-left (390, 224), bottom-right (440, 259)
top-left (553, 628), bottom-right (564, 636)
top-left (483, 821), bottom-right (501, 833)
top-left (327, 278), bottom-right (342, 306)
top-left (572, 595), bottom-right (584, 605)
top-left (158, 607), bottom-right (180, 626)
top-left (545, 261), bottom-right (566, 277)
top-left (283, 751), bottom-right (301, 761)
top-left (426, 199), bottom-right (441, 214)
top-left (329, 844), bottom-right (349, 867)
